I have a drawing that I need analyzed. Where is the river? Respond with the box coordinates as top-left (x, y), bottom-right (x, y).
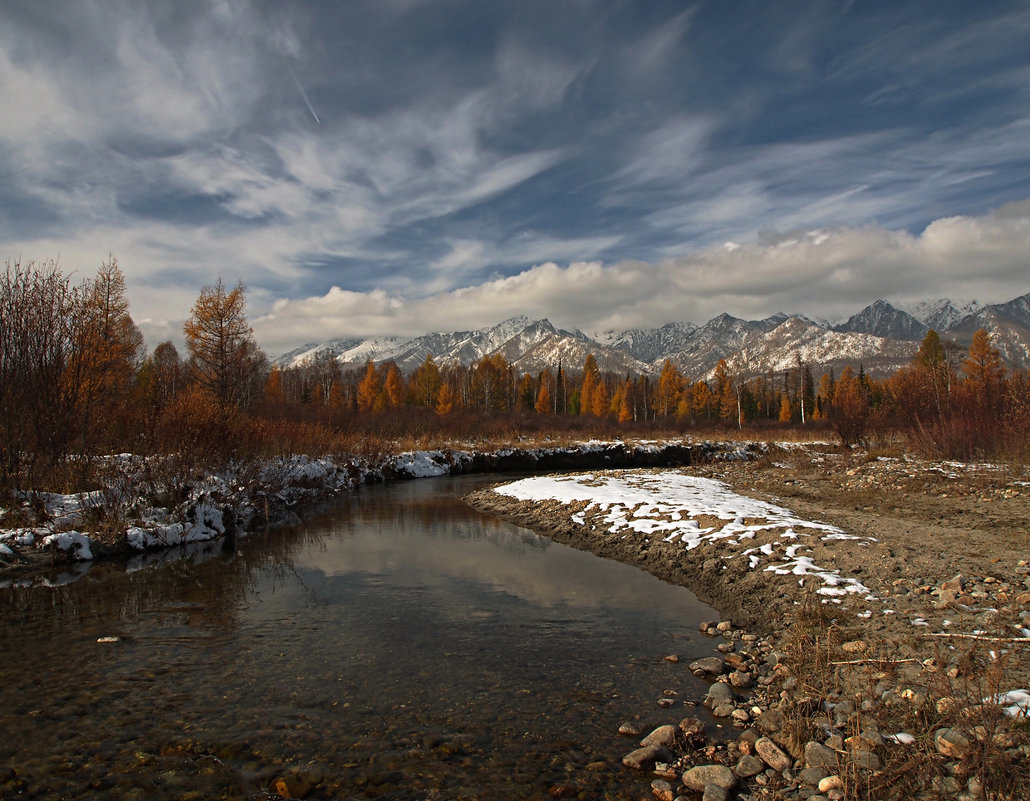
top-left (0, 474), bottom-right (721, 800)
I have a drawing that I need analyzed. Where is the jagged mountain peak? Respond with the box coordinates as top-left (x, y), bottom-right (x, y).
top-left (593, 320), bottom-right (699, 363)
top-left (484, 315), bottom-right (533, 335)
top-left (902, 298), bottom-right (981, 332)
top-left (705, 312), bottom-right (742, 327)
top-left (834, 299), bottom-right (927, 341)
top-left (473, 316), bottom-right (542, 352)
top-left (522, 318), bottom-right (560, 334)
top-left (943, 291), bottom-right (1030, 367)
top-left (769, 315), bottom-right (821, 334)
top-left (987, 291), bottom-right (1030, 325)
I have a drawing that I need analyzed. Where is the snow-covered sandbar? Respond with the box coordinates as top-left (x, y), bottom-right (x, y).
top-left (491, 470), bottom-right (876, 602)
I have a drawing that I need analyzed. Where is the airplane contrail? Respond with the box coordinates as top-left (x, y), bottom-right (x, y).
top-left (288, 67), bottom-right (320, 124)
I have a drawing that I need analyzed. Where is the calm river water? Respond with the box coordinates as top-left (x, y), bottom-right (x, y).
top-left (0, 475), bottom-right (721, 800)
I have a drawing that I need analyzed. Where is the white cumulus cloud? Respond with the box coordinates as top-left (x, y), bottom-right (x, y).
top-left (251, 203), bottom-right (1030, 355)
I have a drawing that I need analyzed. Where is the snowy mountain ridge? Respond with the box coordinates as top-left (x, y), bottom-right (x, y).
top-left (832, 299), bottom-right (928, 341)
top-left (273, 291), bottom-right (1030, 377)
top-left (902, 298), bottom-right (982, 332)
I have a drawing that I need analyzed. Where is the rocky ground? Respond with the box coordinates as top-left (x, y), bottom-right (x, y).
top-left (466, 444), bottom-right (1030, 801)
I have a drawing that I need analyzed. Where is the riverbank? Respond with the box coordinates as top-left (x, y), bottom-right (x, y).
top-left (7, 438), bottom-right (1030, 798)
top-left (0, 439), bottom-right (729, 581)
top-left (465, 445), bottom-right (1030, 800)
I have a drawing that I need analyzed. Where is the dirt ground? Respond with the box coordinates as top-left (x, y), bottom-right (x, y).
top-left (467, 444), bottom-right (1030, 691)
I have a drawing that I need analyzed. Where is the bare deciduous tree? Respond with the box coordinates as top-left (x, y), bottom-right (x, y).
top-left (0, 260), bottom-right (82, 485)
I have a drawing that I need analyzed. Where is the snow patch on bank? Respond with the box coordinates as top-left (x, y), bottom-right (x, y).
top-left (493, 471), bottom-right (874, 599)
top-left (126, 500), bottom-right (226, 550)
top-left (0, 454), bottom-right (367, 565)
top-left (392, 451), bottom-right (452, 478)
top-left (41, 531), bottom-right (93, 560)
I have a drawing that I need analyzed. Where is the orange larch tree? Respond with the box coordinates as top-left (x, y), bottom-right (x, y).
top-left (579, 354), bottom-right (599, 417)
top-left (356, 360), bottom-right (383, 412)
top-left (435, 382), bottom-right (455, 416)
top-left (656, 359), bottom-right (682, 419)
top-left (75, 258), bottom-right (145, 450)
top-left (832, 366), bottom-right (871, 445)
top-left (615, 379), bottom-right (634, 423)
top-left (692, 380), bottom-right (714, 422)
top-left (409, 354), bottom-right (441, 408)
top-left (183, 277), bottom-right (265, 409)
top-left (383, 362), bottom-right (405, 408)
top-left (534, 380), bottom-right (552, 415)
top-left (591, 378), bottom-right (610, 417)
top-left (962, 328), bottom-right (1005, 415)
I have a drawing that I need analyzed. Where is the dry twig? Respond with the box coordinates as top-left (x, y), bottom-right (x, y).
top-left (924, 632), bottom-right (1030, 643)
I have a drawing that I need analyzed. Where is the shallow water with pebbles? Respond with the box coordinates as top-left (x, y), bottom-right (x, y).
top-left (0, 474), bottom-right (720, 800)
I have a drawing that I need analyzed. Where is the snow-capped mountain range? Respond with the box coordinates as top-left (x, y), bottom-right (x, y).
top-left (274, 291), bottom-right (1030, 379)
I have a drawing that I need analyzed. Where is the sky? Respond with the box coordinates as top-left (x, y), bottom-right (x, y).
top-left (2, 0), bottom-right (1030, 356)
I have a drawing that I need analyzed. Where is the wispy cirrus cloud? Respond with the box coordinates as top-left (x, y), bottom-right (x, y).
top-left (1, 1), bottom-right (1029, 356)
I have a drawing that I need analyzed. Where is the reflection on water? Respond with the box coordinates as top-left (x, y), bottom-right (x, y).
top-left (0, 475), bottom-right (720, 800)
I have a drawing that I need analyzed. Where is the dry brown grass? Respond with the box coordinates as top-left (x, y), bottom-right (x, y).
top-left (774, 592), bottom-right (1030, 800)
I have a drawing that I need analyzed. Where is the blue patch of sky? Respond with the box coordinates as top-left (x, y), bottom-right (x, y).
top-left (0, 175), bottom-right (62, 241)
top-left (115, 190), bottom-right (240, 227)
top-left (295, 253), bottom-right (402, 295)
top-left (0, 202), bottom-right (62, 243)
top-left (299, 2), bottom-right (497, 112)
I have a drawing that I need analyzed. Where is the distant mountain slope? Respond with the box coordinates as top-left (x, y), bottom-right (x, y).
top-left (275, 316), bottom-right (646, 375)
top-left (272, 290), bottom-right (1030, 377)
top-left (833, 299), bottom-right (927, 341)
top-left (945, 292), bottom-right (1030, 369)
top-left (509, 332), bottom-right (650, 376)
top-left (905, 298), bottom-right (982, 332)
top-left (593, 321), bottom-right (699, 363)
top-left (656, 313), bottom-right (788, 377)
top-left (275, 337), bottom-right (364, 366)
top-left (723, 317), bottom-right (916, 379)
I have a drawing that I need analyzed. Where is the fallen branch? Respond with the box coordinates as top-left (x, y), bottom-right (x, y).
top-left (924, 633), bottom-right (1030, 643)
top-left (829, 658), bottom-right (921, 666)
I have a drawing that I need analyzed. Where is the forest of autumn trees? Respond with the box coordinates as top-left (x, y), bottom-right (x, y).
top-left (1, 259), bottom-right (144, 486)
top-left (2, 258), bottom-right (1030, 491)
